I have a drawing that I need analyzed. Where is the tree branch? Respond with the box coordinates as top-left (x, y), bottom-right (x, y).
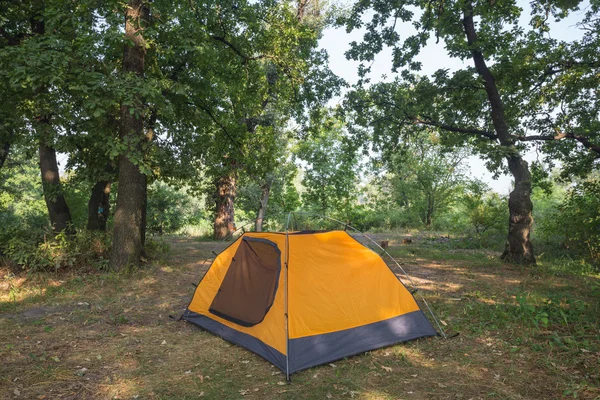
top-left (533, 60), bottom-right (600, 91)
top-left (516, 131), bottom-right (600, 157)
top-left (210, 35), bottom-right (267, 64)
top-left (416, 118), bottom-right (497, 139)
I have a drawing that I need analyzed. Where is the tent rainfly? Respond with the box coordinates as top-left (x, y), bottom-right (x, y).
top-left (182, 230), bottom-right (438, 378)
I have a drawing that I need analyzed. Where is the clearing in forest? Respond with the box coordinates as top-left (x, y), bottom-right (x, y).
top-left (1, 235), bottom-right (599, 399)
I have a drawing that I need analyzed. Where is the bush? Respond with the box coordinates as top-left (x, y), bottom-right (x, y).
top-left (1, 229), bottom-right (111, 272)
top-left (147, 181), bottom-right (207, 235)
top-left (537, 179), bottom-right (600, 267)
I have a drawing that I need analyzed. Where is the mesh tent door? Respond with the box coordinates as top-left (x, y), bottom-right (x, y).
top-left (209, 237), bottom-right (281, 327)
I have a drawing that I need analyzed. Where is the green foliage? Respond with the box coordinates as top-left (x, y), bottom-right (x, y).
top-left (0, 154), bottom-right (48, 231)
top-left (386, 134), bottom-right (468, 227)
top-left (460, 290), bottom-right (598, 355)
top-left (63, 176), bottom-right (95, 229)
top-left (537, 177), bottom-right (600, 266)
top-left (294, 110), bottom-right (360, 217)
top-left (460, 180), bottom-right (508, 236)
top-left (2, 230), bottom-right (111, 272)
top-left (146, 181), bottom-right (203, 235)
top-left (1, 0), bottom-right (599, 274)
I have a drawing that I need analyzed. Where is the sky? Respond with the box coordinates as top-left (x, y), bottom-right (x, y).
top-left (318, 1), bottom-right (590, 194)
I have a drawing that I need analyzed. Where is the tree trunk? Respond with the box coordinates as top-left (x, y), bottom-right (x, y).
top-left (0, 140), bottom-right (9, 170)
top-left (425, 194), bottom-right (434, 227)
top-left (87, 180), bottom-right (111, 231)
top-left (463, 2), bottom-right (535, 264)
top-left (39, 142), bottom-right (72, 234)
top-left (110, 0), bottom-right (149, 269)
top-left (30, 10), bottom-right (73, 235)
top-left (255, 180), bottom-right (272, 232)
top-left (501, 156), bottom-right (535, 263)
top-left (141, 178), bottom-right (147, 247)
top-left (214, 173), bottom-right (236, 239)
top-left (39, 135), bottom-right (73, 234)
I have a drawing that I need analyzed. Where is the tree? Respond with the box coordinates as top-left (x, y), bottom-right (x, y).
top-left (538, 176), bottom-right (600, 265)
top-left (178, 0), bottom-right (342, 239)
top-left (341, 0), bottom-right (600, 263)
top-left (462, 180), bottom-right (508, 236)
top-left (146, 181), bottom-right (190, 235)
top-left (515, 2), bottom-right (600, 177)
top-left (387, 134), bottom-right (467, 227)
top-left (294, 110), bottom-right (360, 217)
top-left (0, 0), bottom-right (112, 234)
top-left (110, 0), bottom-right (151, 269)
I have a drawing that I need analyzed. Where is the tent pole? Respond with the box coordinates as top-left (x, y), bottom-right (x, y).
top-left (284, 212), bottom-right (292, 381)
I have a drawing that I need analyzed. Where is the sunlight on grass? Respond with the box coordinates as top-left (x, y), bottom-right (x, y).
top-left (1, 237), bottom-right (598, 399)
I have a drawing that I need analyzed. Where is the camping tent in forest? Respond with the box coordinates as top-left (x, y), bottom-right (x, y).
top-left (182, 230), bottom-right (438, 378)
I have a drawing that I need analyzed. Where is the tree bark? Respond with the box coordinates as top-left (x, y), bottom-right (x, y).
top-left (87, 180), bottom-right (111, 231)
top-left (255, 180), bottom-right (272, 232)
top-left (213, 173), bottom-right (236, 239)
top-left (501, 157), bottom-right (535, 263)
top-left (39, 128), bottom-right (73, 234)
top-left (463, 2), bottom-right (535, 264)
top-left (110, 0), bottom-right (149, 269)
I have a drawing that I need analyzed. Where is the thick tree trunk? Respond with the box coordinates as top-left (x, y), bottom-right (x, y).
top-left (463, 2), bottom-right (535, 264)
top-left (501, 156), bottom-right (535, 263)
top-left (110, 0), bottom-right (149, 269)
top-left (255, 180), bottom-right (272, 232)
top-left (87, 180), bottom-right (111, 231)
top-left (39, 134), bottom-right (73, 234)
top-left (214, 173), bottom-right (236, 239)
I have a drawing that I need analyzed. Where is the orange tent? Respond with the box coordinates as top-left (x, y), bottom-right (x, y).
top-left (183, 230), bottom-right (437, 377)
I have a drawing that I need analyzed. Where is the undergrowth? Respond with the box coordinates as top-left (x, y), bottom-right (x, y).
top-left (1, 229), bottom-right (112, 272)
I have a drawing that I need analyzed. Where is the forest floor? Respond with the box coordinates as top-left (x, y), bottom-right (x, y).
top-left (1, 233), bottom-right (599, 400)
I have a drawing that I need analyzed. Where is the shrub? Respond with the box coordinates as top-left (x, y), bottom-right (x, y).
top-left (537, 179), bottom-right (600, 267)
top-left (1, 229), bottom-right (111, 272)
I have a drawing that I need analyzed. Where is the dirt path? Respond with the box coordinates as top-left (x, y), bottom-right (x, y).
top-left (0, 236), bottom-right (598, 399)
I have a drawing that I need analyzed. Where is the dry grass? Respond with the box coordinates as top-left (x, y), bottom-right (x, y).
top-left (1, 235), bottom-right (599, 399)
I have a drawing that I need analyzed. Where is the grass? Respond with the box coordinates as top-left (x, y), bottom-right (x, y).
top-left (1, 233), bottom-right (599, 399)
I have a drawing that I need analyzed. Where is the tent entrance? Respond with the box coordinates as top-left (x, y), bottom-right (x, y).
top-left (209, 237), bottom-right (281, 327)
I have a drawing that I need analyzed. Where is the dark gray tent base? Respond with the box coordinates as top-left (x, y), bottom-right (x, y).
top-left (183, 310), bottom-right (437, 375)
top-left (288, 310), bottom-right (437, 372)
top-left (182, 311), bottom-right (287, 372)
